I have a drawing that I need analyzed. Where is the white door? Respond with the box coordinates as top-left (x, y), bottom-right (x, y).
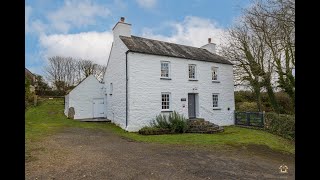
top-left (93, 99), bottom-right (105, 118)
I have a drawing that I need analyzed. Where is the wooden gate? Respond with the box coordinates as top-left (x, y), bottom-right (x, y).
top-left (235, 112), bottom-right (264, 127)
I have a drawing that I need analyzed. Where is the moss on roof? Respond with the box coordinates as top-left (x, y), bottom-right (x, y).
top-left (120, 35), bottom-right (233, 65)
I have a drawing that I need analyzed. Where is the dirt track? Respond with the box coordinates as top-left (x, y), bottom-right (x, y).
top-left (25, 128), bottom-right (294, 179)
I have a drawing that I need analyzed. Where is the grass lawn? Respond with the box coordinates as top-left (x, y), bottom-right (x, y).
top-left (26, 98), bottom-right (295, 155)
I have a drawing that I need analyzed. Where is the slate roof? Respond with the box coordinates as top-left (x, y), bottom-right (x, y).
top-left (119, 35), bottom-right (233, 65)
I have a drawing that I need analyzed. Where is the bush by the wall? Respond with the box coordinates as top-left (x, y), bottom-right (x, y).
top-left (151, 114), bottom-right (171, 129)
top-left (168, 111), bottom-right (188, 133)
top-left (140, 111), bottom-right (188, 135)
top-left (264, 112), bottom-right (295, 140)
top-left (138, 127), bottom-right (171, 135)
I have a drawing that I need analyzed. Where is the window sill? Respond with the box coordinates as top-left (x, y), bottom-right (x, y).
top-left (212, 80), bottom-right (220, 83)
top-left (188, 79), bottom-right (198, 81)
top-left (212, 108), bottom-right (221, 110)
top-left (160, 77), bottom-right (172, 80)
top-left (161, 110), bottom-right (173, 112)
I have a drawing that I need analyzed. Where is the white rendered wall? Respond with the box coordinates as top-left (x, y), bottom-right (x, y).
top-left (103, 25), bottom-right (129, 129)
top-left (67, 75), bottom-right (105, 119)
top-left (126, 52), bottom-right (235, 132)
top-left (64, 94), bottom-right (69, 116)
top-left (113, 23), bottom-right (131, 39)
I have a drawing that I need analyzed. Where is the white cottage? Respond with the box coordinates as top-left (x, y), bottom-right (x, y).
top-left (65, 17), bottom-right (235, 132)
top-left (64, 75), bottom-right (105, 119)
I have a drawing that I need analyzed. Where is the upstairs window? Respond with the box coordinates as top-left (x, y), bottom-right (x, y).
top-left (212, 67), bottom-right (218, 81)
top-left (161, 61), bottom-right (170, 78)
top-left (188, 64), bottom-right (196, 80)
top-left (161, 93), bottom-right (170, 110)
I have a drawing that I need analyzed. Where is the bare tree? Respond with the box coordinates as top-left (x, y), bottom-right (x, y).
top-left (45, 56), bottom-right (106, 94)
top-left (94, 64), bottom-right (107, 81)
top-left (221, 23), bottom-right (267, 111)
top-left (45, 56), bottom-right (68, 92)
top-left (221, 0), bottom-right (294, 112)
top-left (246, 0), bottom-right (295, 104)
top-left (77, 60), bottom-right (96, 78)
top-left (64, 57), bottom-right (77, 87)
top-left (76, 59), bottom-right (106, 82)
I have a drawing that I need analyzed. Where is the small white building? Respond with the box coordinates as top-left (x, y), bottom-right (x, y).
top-left (65, 17), bottom-right (235, 132)
top-left (64, 75), bottom-right (106, 119)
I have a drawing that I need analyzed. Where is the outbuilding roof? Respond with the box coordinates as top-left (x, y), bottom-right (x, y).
top-left (119, 35), bottom-right (233, 65)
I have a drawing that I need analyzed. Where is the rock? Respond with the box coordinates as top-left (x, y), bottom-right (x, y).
top-left (68, 107), bottom-right (75, 119)
top-left (186, 119), bottom-right (223, 134)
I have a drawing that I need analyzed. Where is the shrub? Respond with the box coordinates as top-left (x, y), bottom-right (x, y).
top-left (151, 114), bottom-right (171, 129)
top-left (237, 102), bottom-right (259, 112)
top-left (168, 111), bottom-right (188, 133)
top-left (144, 111), bottom-right (188, 134)
top-left (264, 112), bottom-right (295, 140)
top-left (276, 92), bottom-right (294, 114)
top-left (138, 126), bottom-right (171, 135)
top-left (235, 91), bottom-right (256, 103)
top-left (235, 90), bottom-right (295, 114)
top-left (25, 91), bottom-right (36, 109)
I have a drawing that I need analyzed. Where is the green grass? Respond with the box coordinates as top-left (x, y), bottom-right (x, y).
top-left (25, 98), bottom-right (122, 142)
top-left (26, 98), bottom-right (295, 155)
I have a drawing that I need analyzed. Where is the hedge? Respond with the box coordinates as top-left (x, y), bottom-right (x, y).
top-left (138, 127), bottom-right (171, 135)
top-left (264, 112), bottom-right (295, 140)
top-left (234, 91), bottom-right (294, 114)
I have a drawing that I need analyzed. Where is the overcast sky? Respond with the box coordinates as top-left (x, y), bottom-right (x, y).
top-left (25, 0), bottom-right (252, 76)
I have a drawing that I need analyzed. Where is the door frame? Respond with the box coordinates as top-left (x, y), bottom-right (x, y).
top-left (188, 93), bottom-right (197, 119)
top-left (93, 98), bottom-right (105, 118)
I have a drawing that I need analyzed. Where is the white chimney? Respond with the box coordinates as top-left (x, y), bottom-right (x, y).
top-left (112, 17), bottom-right (131, 39)
top-left (200, 38), bottom-right (216, 54)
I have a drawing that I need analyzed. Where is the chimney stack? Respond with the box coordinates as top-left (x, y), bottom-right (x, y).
top-left (112, 16), bottom-right (131, 38)
top-left (200, 37), bottom-right (216, 54)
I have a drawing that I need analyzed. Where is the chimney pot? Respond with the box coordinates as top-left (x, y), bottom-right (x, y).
top-left (120, 17), bottom-right (125, 22)
top-left (208, 38), bottom-right (211, 43)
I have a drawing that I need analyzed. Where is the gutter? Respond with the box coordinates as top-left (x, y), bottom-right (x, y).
top-left (125, 50), bottom-right (130, 128)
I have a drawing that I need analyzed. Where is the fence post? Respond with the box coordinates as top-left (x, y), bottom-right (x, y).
top-left (246, 112), bottom-right (250, 126)
top-left (262, 111), bottom-right (265, 127)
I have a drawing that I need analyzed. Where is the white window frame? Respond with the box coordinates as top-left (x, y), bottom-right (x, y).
top-left (212, 66), bottom-right (219, 82)
top-left (161, 92), bottom-right (171, 111)
top-left (110, 83), bottom-right (113, 95)
top-left (188, 64), bottom-right (197, 80)
top-left (212, 93), bottom-right (220, 109)
top-left (160, 61), bottom-right (171, 79)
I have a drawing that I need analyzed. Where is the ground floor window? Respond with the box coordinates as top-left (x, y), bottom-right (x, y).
top-left (161, 92), bottom-right (170, 110)
top-left (212, 93), bottom-right (219, 108)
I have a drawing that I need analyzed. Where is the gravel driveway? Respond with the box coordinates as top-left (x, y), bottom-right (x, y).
top-left (25, 127), bottom-right (295, 179)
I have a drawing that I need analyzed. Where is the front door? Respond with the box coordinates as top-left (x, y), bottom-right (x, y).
top-left (188, 94), bottom-right (196, 118)
top-left (93, 99), bottom-right (105, 118)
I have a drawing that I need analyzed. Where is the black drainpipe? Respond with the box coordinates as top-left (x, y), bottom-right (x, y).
top-left (125, 50), bottom-right (129, 128)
